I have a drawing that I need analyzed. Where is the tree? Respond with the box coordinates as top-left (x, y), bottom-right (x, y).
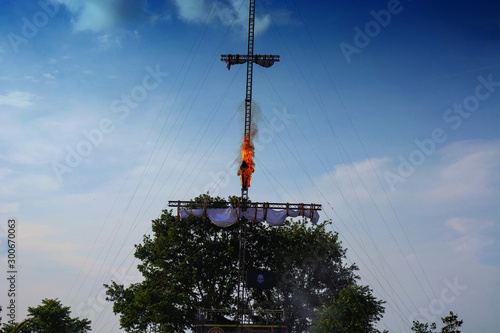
top-left (105, 194), bottom-right (363, 332)
top-left (311, 285), bottom-right (386, 333)
top-left (410, 321), bottom-right (437, 333)
top-left (441, 311), bottom-right (463, 333)
top-left (245, 211), bottom-right (359, 332)
top-left (19, 298), bottom-right (91, 333)
top-left (0, 305), bottom-right (27, 333)
top-left (0, 321), bottom-right (27, 333)
top-left (411, 311), bottom-right (463, 333)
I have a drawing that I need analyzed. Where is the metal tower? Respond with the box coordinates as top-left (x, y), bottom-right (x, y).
top-left (169, 0), bottom-right (320, 330)
top-left (221, 0), bottom-right (280, 207)
top-left (220, 0), bottom-right (280, 313)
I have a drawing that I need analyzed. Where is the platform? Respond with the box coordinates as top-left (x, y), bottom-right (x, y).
top-left (195, 309), bottom-right (288, 333)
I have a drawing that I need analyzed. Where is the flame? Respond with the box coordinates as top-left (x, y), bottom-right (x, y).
top-left (237, 131), bottom-right (255, 188)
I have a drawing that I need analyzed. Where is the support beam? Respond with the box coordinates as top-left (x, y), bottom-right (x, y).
top-left (168, 200), bottom-right (322, 211)
top-left (221, 54), bottom-right (280, 70)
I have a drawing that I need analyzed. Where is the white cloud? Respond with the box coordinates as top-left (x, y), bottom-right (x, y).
top-left (303, 141), bottom-right (500, 331)
top-left (428, 141), bottom-right (500, 203)
top-left (43, 73), bottom-right (56, 80)
top-left (445, 217), bottom-right (495, 255)
top-left (58, 0), bottom-right (119, 32)
top-left (174, 0), bottom-right (271, 35)
top-left (174, 0), bottom-right (207, 23)
top-left (0, 90), bottom-right (39, 108)
top-left (449, 232), bottom-right (495, 255)
top-left (20, 223), bottom-right (81, 255)
top-left (328, 157), bottom-right (389, 199)
top-left (97, 33), bottom-right (122, 49)
top-left (445, 216), bottom-right (492, 234)
top-left (56, 0), bottom-right (145, 32)
top-left (303, 139), bottom-right (499, 272)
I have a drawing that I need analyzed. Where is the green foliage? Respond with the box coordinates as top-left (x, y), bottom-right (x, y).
top-left (441, 311), bottom-right (463, 333)
top-left (105, 194), bottom-right (360, 332)
top-left (106, 195), bottom-right (241, 332)
top-left (2, 299), bottom-right (91, 333)
top-left (411, 321), bottom-right (437, 333)
top-left (0, 320), bottom-right (27, 333)
top-left (411, 311), bottom-right (463, 333)
top-left (311, 285), bottom-right (386, 333)
top-left (245, 217), bottom-right (358, 332)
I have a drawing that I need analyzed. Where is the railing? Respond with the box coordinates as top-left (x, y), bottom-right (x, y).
top-left (197, 308), bottom-right (286, 325)
top-left (168, 200), bottom-right (321, 211)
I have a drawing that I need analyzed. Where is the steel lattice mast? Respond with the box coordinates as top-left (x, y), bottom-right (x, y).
top-left (168, 0), bottom-right (320, 328)
top-left (221, 0), bottom-right (279, 208)
top-left (242, 0), bottom-right (255, 205)
top-left (221, 0), bottom-right (278, 314)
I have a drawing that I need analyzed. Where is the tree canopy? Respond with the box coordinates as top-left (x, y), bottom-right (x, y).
top-left (0, 298), bottom-right (91, 333)
top-left (105, 194), bottom-right (367, 332)
top-left (0, 321), bottom-right (27, 333)
top-left (411, 311), bottom-right (463, 333)
top-left (311, 285), bottom-right (386, 333)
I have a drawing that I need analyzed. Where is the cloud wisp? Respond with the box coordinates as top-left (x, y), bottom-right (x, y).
top-left (0, 91), bottom-right (39, 108)
top-left (174, 0), bottom-right (271, 35)
top-left (55, 0), bottom-right (146, 32)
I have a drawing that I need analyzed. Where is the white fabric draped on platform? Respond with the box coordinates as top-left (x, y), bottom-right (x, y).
top-left (179, 207), bottom-right (319, 227)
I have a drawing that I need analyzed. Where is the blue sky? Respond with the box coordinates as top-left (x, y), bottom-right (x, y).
top-left (0, 0), bottom-right (499, 332)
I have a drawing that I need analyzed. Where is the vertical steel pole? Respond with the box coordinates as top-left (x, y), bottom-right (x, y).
top-left (237, 0), bottom-right (255, 324)
top-left (241, 0), bottom-right (255, 205)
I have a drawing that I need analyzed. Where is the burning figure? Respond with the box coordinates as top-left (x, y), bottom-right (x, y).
top-left (238, 131), bottom-right (255, 188)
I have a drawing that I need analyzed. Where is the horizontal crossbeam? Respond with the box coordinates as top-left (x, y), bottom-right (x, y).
top-left (221, 54), bottom-right (280, 62)
top-left (168, 200), bottom-right (321, 211)
top-left (221, 54), bottom-right (280, 70)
